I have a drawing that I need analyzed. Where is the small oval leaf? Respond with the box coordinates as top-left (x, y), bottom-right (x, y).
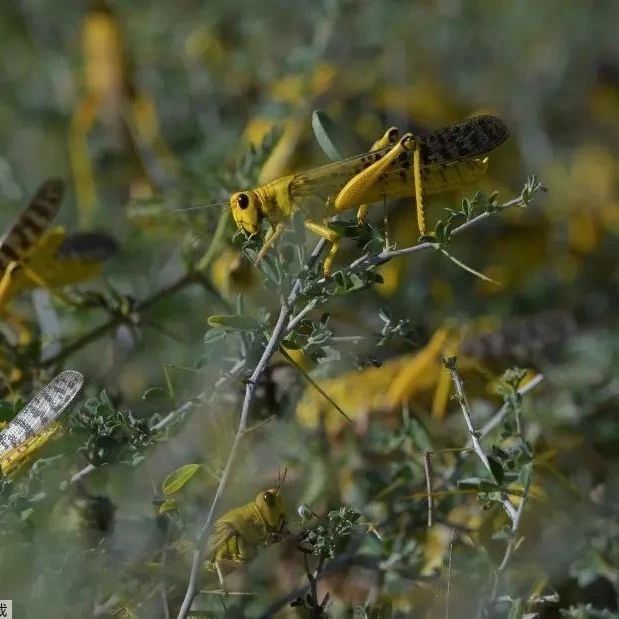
top-left (158, 499), bottom-right (178, 514)
top-left (311, 110), bottom-right (343, 161)
top-left (488, 456), bottom-right (504, 485)
top-left (206, 315), bottom-right (261, 331)
top-left (162, 464), bottom-right (202, 496)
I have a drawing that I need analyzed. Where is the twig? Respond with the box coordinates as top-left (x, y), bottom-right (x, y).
top-left (286, 298), bottom-right (318, 333)
top-left (476, 374), bottom-right (544, 442)
top-left (446, 359), bottom-right (493, 476)
top-left (445, 529), bottom-right (455, 619)
top-left (498, 465), bottom-right (532, 572)
top-left (348, 195), bottom-right (526, 271)
top-left (175, 187), bottom-right (536, 616)
top-left (445, 358), bottom-right (517, 522)
top-left (41, 272), bottom-right (225, 370)
top-left (424, 451), bottom-right (434, 528)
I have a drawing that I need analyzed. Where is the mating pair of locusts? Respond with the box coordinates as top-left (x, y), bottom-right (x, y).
top-left (228, 114), bottom-right (509, 275)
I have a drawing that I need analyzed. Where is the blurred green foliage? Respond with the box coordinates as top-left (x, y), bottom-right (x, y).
top-left (0, 0), bottom-right (618, 617)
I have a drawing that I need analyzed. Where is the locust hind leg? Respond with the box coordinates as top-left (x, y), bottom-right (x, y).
top-left (356, 127), bottom-right (400, 225)
top-left (411, 136), bottom-right (429, 237)
top-left (304, 221), bottom-right (340, 277)
top-left (334, 131), bottom-right (410, 214)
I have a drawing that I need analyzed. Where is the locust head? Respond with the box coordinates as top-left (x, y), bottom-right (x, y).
top-left (254, 488), bottom-right (287, 533)
top-left (230, 191), bottom-right (263, 236)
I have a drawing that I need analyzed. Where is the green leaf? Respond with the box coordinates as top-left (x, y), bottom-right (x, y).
top-left (457, 477), bottom-right (483, 489)
top-left (206, 314), bottom-right (262, 331)
top-left (0, 401), bottom-right (17, 423)
top-left (158, 499), bottom-right (178, 514)
top-left (488, 456), bottom-right (505, 484)
top-left (162, 464), bottom-right (202, 496)
top-left (311, 110), bottom-right (343, 161)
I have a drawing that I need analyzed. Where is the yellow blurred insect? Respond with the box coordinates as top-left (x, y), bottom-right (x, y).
top-left (0, 178), bottom-right (117, 311)
top-left (229, 115), bottom-right (509, 275)
top-left (71, 0), bottom-right (176, 223)
top-left (206, 472), bottom-right (288, 588)
top-left (296, 312), bottom-right (574, 437)
top-left (0, 370), bottom-right (84, 475)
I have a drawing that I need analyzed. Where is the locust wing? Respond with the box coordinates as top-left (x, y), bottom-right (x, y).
top-left (0, 370), bottom-right (84, 474)
top-left (419, 115), bottom-right (509, 165)
top-left (289, 115), bottom-right (508, 201)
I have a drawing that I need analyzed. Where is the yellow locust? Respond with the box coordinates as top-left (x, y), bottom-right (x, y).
top-left (230, 115), bottom-right (509, 275)
top-left (206, 478), bottom-right (287, 588)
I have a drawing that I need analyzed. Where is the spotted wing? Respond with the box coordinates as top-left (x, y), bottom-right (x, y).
top-left (0, 178), bottom-right (64, 276)
top-left (0, 370), bottom-right (84, 471)
top-left (289, 115), bottom-right (508, 199)
top-left (419, 115), bottom-right (509, 165)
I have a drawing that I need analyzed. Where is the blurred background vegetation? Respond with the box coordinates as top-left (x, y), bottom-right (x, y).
top-left (0, 0), bottom-right (618, 617)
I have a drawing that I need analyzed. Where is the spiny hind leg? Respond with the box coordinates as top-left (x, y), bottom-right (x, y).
top-left (410, 136), bottom-right (428, 237)
top-left (304, 221), bottom-right (340, 277)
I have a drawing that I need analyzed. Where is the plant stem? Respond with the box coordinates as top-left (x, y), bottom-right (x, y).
top-left (446, 359), bottom-right (517, 522)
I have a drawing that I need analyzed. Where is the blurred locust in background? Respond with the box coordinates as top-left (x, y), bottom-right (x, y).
top-left (0, 179), bottom-right (118, 311)
top-left (70, 0), bottom-right (177, 224)
top-left (0, 179), bottom-right (116, 385)
top-left (296, 311), bottom-right (575, 437)
top-left (0, 370), bottom-right (84, 475)
top-left (230, 115), bottom-right (508, 275)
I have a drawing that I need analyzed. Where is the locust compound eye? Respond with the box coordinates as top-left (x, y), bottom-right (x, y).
top-left (263, 491), bottom-right (275, 507)
top-left (237, 193), bottom-right (250, 210)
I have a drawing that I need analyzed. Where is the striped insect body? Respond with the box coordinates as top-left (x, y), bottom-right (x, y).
top-left (0, 370), bottom-right (84, 475)
top-left (0, 179), bottom-right (64, 275)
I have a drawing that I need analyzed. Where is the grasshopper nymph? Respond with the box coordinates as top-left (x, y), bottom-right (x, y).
top-left (230, 115), bottom-right (508, 276)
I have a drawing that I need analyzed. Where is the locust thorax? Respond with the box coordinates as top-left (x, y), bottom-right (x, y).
top-left (254, 488), bottom-right (286, 532)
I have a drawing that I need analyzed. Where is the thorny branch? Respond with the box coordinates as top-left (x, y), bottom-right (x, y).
top-left (348, 194), bottom-right (532, 272)
top-left (498, 465), bottom-right (532, 572)
top-left (445, 358), bottom-right (518, 521)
